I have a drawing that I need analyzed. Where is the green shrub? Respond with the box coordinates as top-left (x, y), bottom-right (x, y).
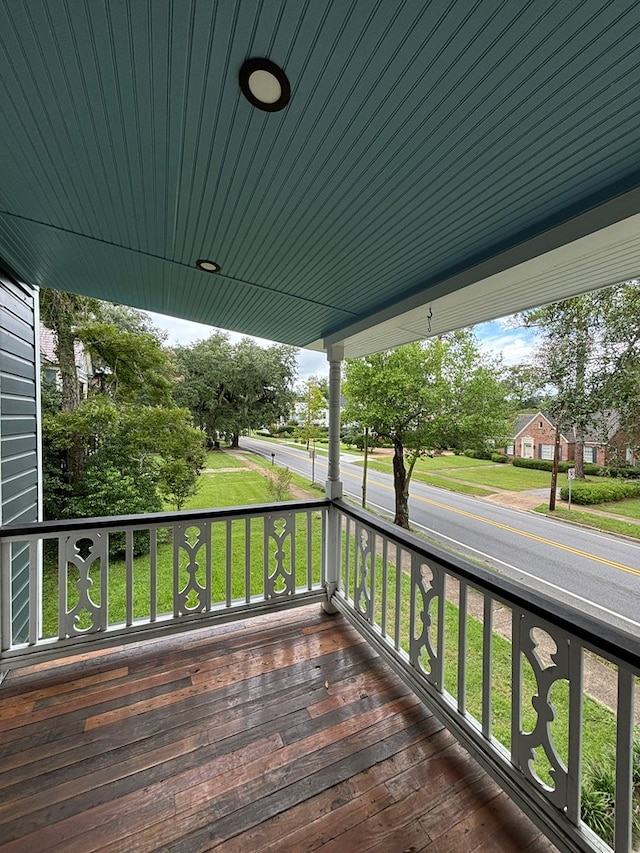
top-left (67, 463), bottom-right (162, 556)
top-left (512, 457), bottom-right (555, 471)
top-left (266, 466), bottom-right (293, 501)
top-left (276, 424), bottom-right (295, 435)
top-left (560, 479), bottom-right (640, 504)
top-left (583, 462), bottom-right (603, 476)
top-left (512, 457), bottom-right (607, 475)
top-left (604, 465), bottom-right (640, 479)
top-left (464, 448), bottom-right (492, 460)
top-left (490, 452), bottom-right (508, 463)
top-left (580, 744), bottom-right (640, 846)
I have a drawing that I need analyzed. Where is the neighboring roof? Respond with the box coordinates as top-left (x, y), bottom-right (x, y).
top-left (512, 409), bottom-right (623, 445)
top-left (583, 410), bottom-right (622, 444)
top-left (512, 413), bottom-right (539, 438)
top-left (39, 325), bottom-right (87, 370)
top-left (511, 411), bottom-right (575, 442)
top-left (2, 4), bottom-right (640, 356)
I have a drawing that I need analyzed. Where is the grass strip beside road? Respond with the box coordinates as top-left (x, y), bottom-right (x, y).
top-left (536, 505), bottom-right (640, 540)
top-left (595, 497), bottom-right (640, 520)
top-left (363, 459), bottom-right (493, 497)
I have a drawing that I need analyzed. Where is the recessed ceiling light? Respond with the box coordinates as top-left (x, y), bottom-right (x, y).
top-left (195, 259), bottom-right (221, 273)
top-left (239, 58), bottom-right (290, 112)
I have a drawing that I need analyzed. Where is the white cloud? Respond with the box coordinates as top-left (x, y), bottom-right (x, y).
top-left (474, 318), bottom-right (538, 366)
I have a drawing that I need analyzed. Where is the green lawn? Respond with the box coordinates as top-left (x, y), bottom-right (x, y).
top-left (595, 497), bottom-right (640, 520)
top-left (186, 469), bottom-right (275, 509)
top-left (408, 471), bottom-right (493, 496)
top-left (203, 450), bottom-right (245, 469)
top-left (356, 454), bottom-right (494, 473)
top-left (437, 463), bottom-right (567, 491)
top-left (362, 456), bottom-right (558, 492)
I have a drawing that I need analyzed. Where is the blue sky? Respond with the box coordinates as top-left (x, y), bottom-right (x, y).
top-left (148, 312), bottom-right (538, 384)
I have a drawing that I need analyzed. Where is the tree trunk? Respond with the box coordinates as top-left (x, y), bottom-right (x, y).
top-left (574, 304), bottom-right (588, 479)
top-left (574, 422), bottom-right (585, 479)
top-left (392, 439), bottom-right (410, 528)
top-left (41, 290), bottom-right (84, 482)
top-left (230, 432), bottom-right (240, 448)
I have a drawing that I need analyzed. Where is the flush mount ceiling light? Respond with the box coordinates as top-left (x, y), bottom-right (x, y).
top-left (195, 259), bottom-right (221, 273)
top-left (239, 58), bottom-right (290, 112)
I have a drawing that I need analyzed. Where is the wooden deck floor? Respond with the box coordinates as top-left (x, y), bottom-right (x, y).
top-left (0, 606), bottom-right (558, 852)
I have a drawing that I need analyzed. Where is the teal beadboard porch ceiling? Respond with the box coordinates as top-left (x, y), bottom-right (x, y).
top-left (1, 1), bottom-right (640, 357)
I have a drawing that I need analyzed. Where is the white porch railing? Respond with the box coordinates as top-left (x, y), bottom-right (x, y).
top-left (0, 500), bottom-right (328, 667)
top-left (332, 500), bottom-right (640, 853)
top-left (1, 498), bottom-right (639, 853)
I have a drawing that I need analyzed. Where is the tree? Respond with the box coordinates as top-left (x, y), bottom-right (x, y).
top-left (43, 398), bottom-right (206, 530)
top-left (79, 321), bottom-right (174, 405)
top-left (501, 363), bottom-right (549, 412)
top-left (296, 377), bottom-right (327, 449)
top-left (39, 289), bottom-right (96, 413)
top-left (344, 332), bottom-right (509, 528)
top-left (518, 294), bottom-right (607, 478)
top-left (40, 288), bottom-right (97, 483)
top-left (595, 280), bottom-right (640, 459)
top-left (174, 334), bottom-right (298, 447)
top-left (40, 289), bottom-right (206, 526)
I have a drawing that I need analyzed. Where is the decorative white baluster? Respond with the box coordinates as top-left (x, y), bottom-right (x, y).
top-left (265, 513), bottom-right (295, 598)
top-left (174, 523), bottom-right (210, 615)
top-left (512, 612), bottom-right (572, 810)
top-left (410, 555), bottom-right (444, 688)
top-left (60, 533), bottom-right (108, 636)
top-left (353, 523), bottom-right (373, 621)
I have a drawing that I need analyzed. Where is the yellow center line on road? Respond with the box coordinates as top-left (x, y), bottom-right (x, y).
top-left (257, 444), bottom-right (640, 578)
top-left (341, 466), bottom-right (640, 579)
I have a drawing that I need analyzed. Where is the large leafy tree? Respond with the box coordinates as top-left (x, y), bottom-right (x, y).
top-left (595, 280), bottom-right (640, 459)
top-left (174, 334), bottom-right (297, 447)
top-left (518, 296), bottom-right (600, 478)
top-left (40, 289), bottom-right (206, 524)
top-left (517, 281), bottom-right (640, 476)
top-left (79, 321), bottom-right (174, 405)
top-left (344, 331), bottom-right (509, 528)
top-left (501, 363), bottom-right (549, 413)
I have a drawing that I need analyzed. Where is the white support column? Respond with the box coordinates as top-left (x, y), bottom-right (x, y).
top-left (325, 343), bottom-right (344, 500)
top-left (323, 343), bottom-right (344, 613)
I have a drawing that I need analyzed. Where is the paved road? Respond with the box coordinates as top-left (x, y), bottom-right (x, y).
top-left (241, 436), bottom-right (640, 632)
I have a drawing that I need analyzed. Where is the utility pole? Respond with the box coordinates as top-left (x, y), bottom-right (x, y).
top-left (549, 424), bottom-right (560, 511)
top-left (362, 427), bottom-right (369, 509)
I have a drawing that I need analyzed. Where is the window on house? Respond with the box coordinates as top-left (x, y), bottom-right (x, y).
top-left (539, 444), bottom-right (554, 460)
top-left (538, 421), bottom-right (543, 429)
top-left (506, 443), bottom-right (514, 455)
top-left (583, 446), bottom-right (597, 463)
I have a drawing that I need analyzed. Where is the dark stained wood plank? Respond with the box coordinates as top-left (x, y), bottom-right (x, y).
top-left (0, 605), bottom-right (558, 853)
top-left (225, 729), bottom-right (455, 853)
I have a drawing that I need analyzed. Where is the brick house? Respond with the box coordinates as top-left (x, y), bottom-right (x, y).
top-left (506, 410), bottom-right (634, 465)
top-left (506, 412), bottom-right (572, 462)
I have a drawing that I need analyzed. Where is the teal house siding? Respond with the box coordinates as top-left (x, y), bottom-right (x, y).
top-left (0, 271), bottom-right (39, 644)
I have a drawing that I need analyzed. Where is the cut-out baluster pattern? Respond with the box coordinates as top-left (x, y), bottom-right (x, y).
top-left (353, 524), bottom-right (373, 620)
top-left (411, 558), bottom-right (443, 686)
top-left (175, 523), bottom-right (210, 614)
top-left (266, 514), bottom-right (294, 597)
top-left (513, 613), bottom-right (569, 808)
top-left (61, 533), bottom-right (107, 636)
